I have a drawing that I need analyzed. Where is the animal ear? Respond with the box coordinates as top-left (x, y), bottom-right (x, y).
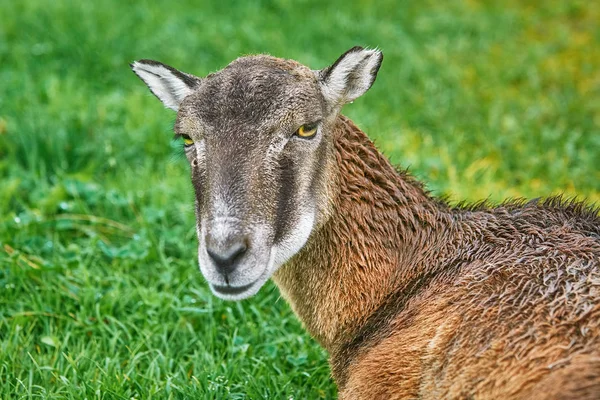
top-left (131, 59), bottom-right (201, 111)
top-left (317, 46), bottom-right (383, 108)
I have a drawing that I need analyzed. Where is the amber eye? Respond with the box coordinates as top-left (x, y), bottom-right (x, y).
top-left (295, 123), bottom-right (318, 139)
top-left (182, 134), bottom-right (194, 146)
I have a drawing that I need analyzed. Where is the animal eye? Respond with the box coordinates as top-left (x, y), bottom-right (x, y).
top-left (295, 123), bottom-right (318, 139)
top-left (182, 134), bottom-right (194, 146)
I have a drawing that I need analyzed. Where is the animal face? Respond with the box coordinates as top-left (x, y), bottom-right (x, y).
top-left (131, 47), bottom-right (382, 299)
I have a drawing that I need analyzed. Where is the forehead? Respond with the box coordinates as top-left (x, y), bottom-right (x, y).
top-left (177, 55), bottom-right (324, 131)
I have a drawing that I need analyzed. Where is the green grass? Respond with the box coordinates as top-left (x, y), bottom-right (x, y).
top-left (1, 0), bottom-right (599, 398)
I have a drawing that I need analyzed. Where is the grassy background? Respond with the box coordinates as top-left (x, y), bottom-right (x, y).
top-left (1, 0), bottom-right (599, 398)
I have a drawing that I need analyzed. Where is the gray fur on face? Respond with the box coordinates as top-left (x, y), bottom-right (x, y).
top-left (131, 47), bottom-right (383, 299)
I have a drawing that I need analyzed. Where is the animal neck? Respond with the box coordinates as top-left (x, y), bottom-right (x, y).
top-left (273, 115), bottom-right (447, 353)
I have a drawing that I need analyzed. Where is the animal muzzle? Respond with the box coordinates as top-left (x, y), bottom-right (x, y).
top-left (198, 218), bottom-right (274, 300)
top-left (206, 232), bottom-right (249, 276)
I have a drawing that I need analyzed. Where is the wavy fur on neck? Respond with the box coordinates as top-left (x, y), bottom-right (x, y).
top-left (274, 114), bottom-right (600, 399)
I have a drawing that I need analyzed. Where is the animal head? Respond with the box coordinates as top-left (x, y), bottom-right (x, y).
top-left (131, 47), bottom-right (383, 300)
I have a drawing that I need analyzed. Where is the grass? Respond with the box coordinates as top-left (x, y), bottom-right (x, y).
top-left (1, 0), bottom-right (599, 398)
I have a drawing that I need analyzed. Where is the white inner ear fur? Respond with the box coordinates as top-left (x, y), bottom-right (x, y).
top-left (131, 61), bottom-right (196, 111)
top-left (319, 48), bottom-right (382, 107)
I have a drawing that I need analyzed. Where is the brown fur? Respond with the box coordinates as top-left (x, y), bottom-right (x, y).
top-left (132, 50), bottom-right (600, 398)
top-left (273, 115), bottom-right (600, 399)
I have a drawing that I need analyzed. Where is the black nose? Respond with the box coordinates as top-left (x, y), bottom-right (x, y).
top-left (206, 236), bottom-right (248, 275)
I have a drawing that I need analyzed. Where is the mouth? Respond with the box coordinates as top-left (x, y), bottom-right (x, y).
top-left (211, 281), bottom-right (256, 297)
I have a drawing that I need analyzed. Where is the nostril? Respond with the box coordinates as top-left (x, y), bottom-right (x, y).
top-left (206, 238), bottom-right (248, 274)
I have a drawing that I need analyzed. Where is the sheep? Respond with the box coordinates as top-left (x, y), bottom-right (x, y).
top-left (131, 47), bottom-right (600, 399)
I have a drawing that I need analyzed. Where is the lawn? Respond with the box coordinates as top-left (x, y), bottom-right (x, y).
top-left (1, 0), bottom-right (598, 398)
